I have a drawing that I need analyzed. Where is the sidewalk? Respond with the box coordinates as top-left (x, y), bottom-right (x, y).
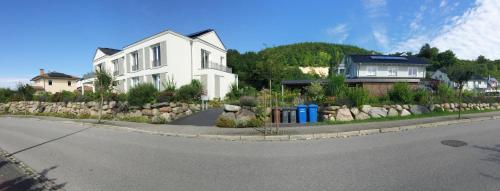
top-left (5, 111), bottom-right (500, 141)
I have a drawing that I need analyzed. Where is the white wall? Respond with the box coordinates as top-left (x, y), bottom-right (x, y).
top-left (354, 64), bottom-right (426, 78)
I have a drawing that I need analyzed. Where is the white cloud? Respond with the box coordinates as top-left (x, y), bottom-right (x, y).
top-left (326, 24), bottom-right (350, 43)
top-left (363, 0), bottom-right (388, 18)
top-left (0, 77), bottom-right (30, 89)
top-left (362, 0), bottom-right (391, 50)
top-left (440, 0), bottom-right (447, 8)
top-left (373, 28), bottom-right (390, 49)
top-left (393, 0), bottom-right (500, 60)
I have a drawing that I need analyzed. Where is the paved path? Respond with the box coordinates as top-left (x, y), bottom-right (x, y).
top-left (0, 117), bottom-right (500, 190)
top-left (169, 108), bottom-right (223, 126)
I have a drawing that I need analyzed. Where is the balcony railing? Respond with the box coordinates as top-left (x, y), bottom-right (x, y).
top-left (202, 62), bottom-right (232, 73)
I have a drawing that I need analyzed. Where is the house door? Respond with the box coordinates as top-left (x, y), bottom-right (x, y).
top-left (214, 75), bottom-right (221, 98)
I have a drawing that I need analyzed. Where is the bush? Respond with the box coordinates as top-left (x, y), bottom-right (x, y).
top-left (239, 96), bottom-right (257, 107)
top-left (0, 88), bottom-right (14, 103)
top-left (127, 83), bottom-right (159, 106)
top-left (34, 92), bottom-right (52, 102)
top-left (156, 91), bottom-right (175, 103)
top-left (325, 74), bottom-right (347, 97)
top-left (413, 88), bottom-right (430, 105)
top-left (75, 92), bottom-right (99, 102)
top-left (112, 93), bottom-right (128, 102)
top-left (208, 98), bottom-right (223, 108)
top-left (246, 118), bottom-right (265, 127)
top-left (436, 83), bottom-right (456, 103)
top-left (305, 82), bottom-right (325, 104)
top-left (51, 91), bottom-right (76, 102)
top-left (215, 116), bottom-right (236, 128)
top-left (225, 84), bottom-right (257, 100)
top-left (176, 80), bottom-right (203, 103)
top-left (388, 82), bottom-right (414, 103)
top-left (16, 84), bottom-right (35, 101)
top-left (347, 87), bottom-right (369, 107)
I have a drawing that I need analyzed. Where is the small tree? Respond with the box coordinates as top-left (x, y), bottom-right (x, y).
top-left (388, 82), bottom-right (414, 104)
top-left (305, 82), bottom-right (325, 104)
top-left (94, 69), bottom-right (114, 123)
top-left (448, 62), bottom-right (474, 119)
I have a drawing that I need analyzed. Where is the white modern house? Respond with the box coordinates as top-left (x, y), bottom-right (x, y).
top-left (82, 29), bottom-right (237, 100)
top-left (463, 75), bottom-right (488, 92)
top-left (339, 55), bottom-right (429, 96)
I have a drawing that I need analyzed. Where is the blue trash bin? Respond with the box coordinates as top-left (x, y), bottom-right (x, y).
top-left (308, 104), bottom-right (318, 123)
top-left (297, 105), bottom-right (307, 124)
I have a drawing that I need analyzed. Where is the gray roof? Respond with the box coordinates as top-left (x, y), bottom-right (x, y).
top-left (187, 29), bottom-right (214, 38)
top-left (31, 71), bottom-right (80, 81)
top-left (349, 55), bottom-right (429, 65)
top-left (98, 48), bottom-right (121, 56)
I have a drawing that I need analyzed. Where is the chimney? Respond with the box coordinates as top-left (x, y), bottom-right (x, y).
top-left (40, 69), bottom-right (45, 76)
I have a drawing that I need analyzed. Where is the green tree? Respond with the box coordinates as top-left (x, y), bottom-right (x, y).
top-left (94, 69), bottom-right (114, 123)
top-left (305, 82), bottom-right (325, 104)
top-left (16, 83), bottom-right (35, 115)
top-left (448, 62), bottom-right (475, 119)
top-left (417, 43), bottom-right (439, 60)
top-left (388, 82), bottom-right (414, 103)
top-left (436, 50), bottom-right (458, 68)
top-left (324, 74), bottom-right (346, 97)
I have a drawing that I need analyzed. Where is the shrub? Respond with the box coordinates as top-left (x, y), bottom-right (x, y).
top-left (215, 116), bottom-right (236, 128)
top-left (436, 83), bottom-right (456, 103)
top-left (325, 74), bottom-right (347, 97)
top-left (75, 92), bottom-right (99, 102)
top-left (413, 88), bottom-right (430, 105)
top-left (239, 96), bottom-right (257, 107)
top-left (162, 76), bottom-right (177, 92)
top-left (305, 82), bottom-right (325, 104)
top-left (34, 92), bottom-right (52, 102)
top-left (347, 87), bottom-right (369, 107)
top-left (176, 80), bottom-right (203, 103)
top-left (208, 97), bottom-right (223, 108)
top-left (112, 93), bottom-right (128, 102)
top-left (127, 83), bottom-right (159, 106)
top-left (225, 84), bottom-right (257, 101)
top-left (51, 91), bottom-right (76, 102)
top-left (156, 91), bottom-right (175, 103)
top-left (388, 82), bottom-right (414, 103)
top-left (246, 118), bottom-right (265, 127)
top-left (16, 84), bottom-right (35, 101)
top-left (0, 88), bottom-right (14, 103)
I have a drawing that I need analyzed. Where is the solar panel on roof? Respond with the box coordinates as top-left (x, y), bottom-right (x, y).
top-left (370, 56), bottom-right (408, 61)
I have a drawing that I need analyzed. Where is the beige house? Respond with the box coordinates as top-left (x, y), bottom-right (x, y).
top-left (31, 69), bottom-right (80, 93)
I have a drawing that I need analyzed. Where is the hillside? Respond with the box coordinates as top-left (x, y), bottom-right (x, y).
top-left (227, 42), bottom-right (378, 89)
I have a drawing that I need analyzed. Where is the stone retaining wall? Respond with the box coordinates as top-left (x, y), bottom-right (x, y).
top-left (323, 102), bottom-right (500, 122)
top-left (0, 101), bottom-right (201, 123)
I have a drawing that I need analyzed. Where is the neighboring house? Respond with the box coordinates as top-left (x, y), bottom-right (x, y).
top-left (31, 69), bottom-right (80, 93)
top-left (487, 76), bottom-right (498, 90)
top-left (340, 55), bottom-right (429, 96)
top-left (463, 75), bottom-right (488, 92)
top-left (86, 29), bottom-right (237, 100)
top-left (430, 69), bottom-right (455, 87)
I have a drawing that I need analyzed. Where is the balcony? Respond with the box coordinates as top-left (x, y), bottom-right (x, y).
top-left (202, 62), bottom-right (232, 73)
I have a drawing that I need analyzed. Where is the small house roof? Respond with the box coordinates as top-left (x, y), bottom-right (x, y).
top-left (348, 55), bottom-right (429, 65)
top-left (31, 71), bottom-right (80, 81)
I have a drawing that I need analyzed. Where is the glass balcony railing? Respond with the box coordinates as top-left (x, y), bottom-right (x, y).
top-left (201, 62), bottom-right (232, 73)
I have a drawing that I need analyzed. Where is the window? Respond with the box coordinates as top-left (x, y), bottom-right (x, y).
top-left (408, 67), bottom-right (418, 77)
top-left (367, 66), bottom-right (377, 76)
top-left (96, 63), bottom-right (103, 72)
top-left (388, 67), bottom-right (397, 76)
top-left (201, 49), bottom-right (210, 69)
top-left (48, 80), bottom-right (53, 86)
top-left (131, 52), bottom-right (139, 71)
top-left (220, 56), bottom-right (224, 65)
top-left (152, 45), bottom-right (161, 67)
top-left (112, 59), bottom-right (119, 76)
top-left (67, 81), bottom-right (71, 86)
top-left (132, 77), bottom-right (140, 87)
top-left (152, 74), bottom-right (161, 90)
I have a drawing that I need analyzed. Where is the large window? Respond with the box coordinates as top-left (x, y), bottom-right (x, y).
top-left (408, 67), bottom-right (418, 77)
top-left (388, 67), bottom-right (397, 76)
top-left (152, 45), bottom-right (161, 67)
top-left (112, 59), bottom-right (119, 76)
top-left (201, 49), bottom-right (210, 69)
top-left (367, 66), bottom-right (377, 76)
top-left (152, 74), bottom-right (161, 90)
top-left (131, 52), bottom-right (139, 71)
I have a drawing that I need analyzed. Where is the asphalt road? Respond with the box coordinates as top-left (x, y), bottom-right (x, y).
top-left (0, 116), bottom-right (499, 191)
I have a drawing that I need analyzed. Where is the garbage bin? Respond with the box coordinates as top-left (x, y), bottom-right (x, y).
top-left (289, 107), bottom-right (297, 123)
top-left (297, 105), bottom-right (307, 124)
top-left (272, 107), bottom-right (281, 124)
top-left (281, 107), bottom-right (290, 123)
top-left (308, 104), bottom-right (318, 123)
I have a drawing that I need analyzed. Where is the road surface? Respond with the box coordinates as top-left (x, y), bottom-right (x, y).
top-left (0, 116), bottom-right (499, 191)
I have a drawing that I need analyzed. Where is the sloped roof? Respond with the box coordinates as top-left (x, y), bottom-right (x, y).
top-left (186, 29), bottom-right (214, 38)
top-left (31, 72), bottom-right (80, 81)
top-left (98, 47), bottom-right (121, 56)
top-left (349, 55), bottom-right (429, 65)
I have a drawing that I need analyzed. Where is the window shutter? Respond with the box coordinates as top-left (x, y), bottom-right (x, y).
top-left (144, 47), bottom-right (150, 69)
top-left (160, 41), bottom-right (167, 66)
top-left (138, 49), bottom-right (144, 70)
top-left (126, 54), bottom-right (130, 73)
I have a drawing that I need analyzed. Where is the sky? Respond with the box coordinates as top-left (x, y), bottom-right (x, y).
top-left (1, 0), bottom-right (499, 88)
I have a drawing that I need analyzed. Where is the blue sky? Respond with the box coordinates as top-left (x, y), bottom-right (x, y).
top-left (1, 0), bottom-right (499, 88)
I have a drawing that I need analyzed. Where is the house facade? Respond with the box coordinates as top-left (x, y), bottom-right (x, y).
top-left (31, 69), bottom-right (80, 93)
top-left (87, 29), bottom-right (236, 100)
top-left (463, 75), bottom-right (488, 92)
top-left (340, 55), bottom-right (429, 96)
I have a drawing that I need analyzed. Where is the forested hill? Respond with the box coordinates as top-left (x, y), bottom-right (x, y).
top-left (227, 42), bottom-right (378, 89)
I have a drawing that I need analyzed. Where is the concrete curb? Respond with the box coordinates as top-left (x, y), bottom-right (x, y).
top-left (3, 114), bottom-right (500, 142)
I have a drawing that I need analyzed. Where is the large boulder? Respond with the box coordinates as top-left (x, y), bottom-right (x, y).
top-left (368, 107), bottom-right (387, 118)
top-left (395, 105), bottom-right (403, 111)
top-left (360, 105), bottom-right (372, 113)
top-left (354, 112), bottom-right (370, 120)
top-left (400, 109), bottom-right (411, 116)
top-left (236, 109), bottom-right (256, 122)
top-left (224, 104), bottom-right (241, 112)
top-left (350, 107), bottom-right (360, 115)
top-left (387, 108), bottom-right (398, 117)
top-left (409, 105), bottom-right (430, 115)
top-left (336, 108), bottom-right (354, 121)
top-left (152, 102), bottom-right (169, 108)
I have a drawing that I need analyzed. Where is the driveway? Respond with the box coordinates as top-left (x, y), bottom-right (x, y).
top-left (0, 116), bottom-right (500, 191)
top-left (169, 108), bottom-right (223, 126)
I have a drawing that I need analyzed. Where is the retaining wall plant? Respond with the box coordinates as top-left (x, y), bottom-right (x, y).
top-left (0, 101), bottom-right (201, 124)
